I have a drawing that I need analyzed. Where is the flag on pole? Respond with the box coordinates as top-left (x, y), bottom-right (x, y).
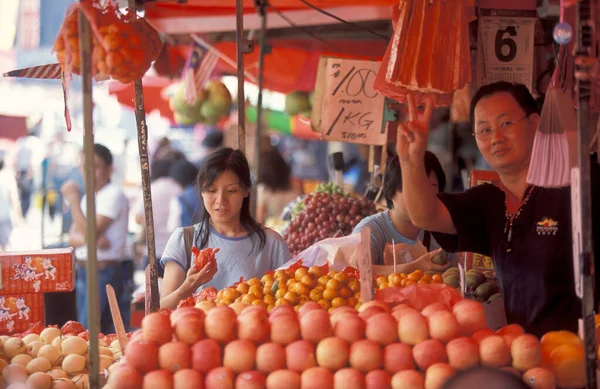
top-left (184, 41), bottom-right (219, 105)
top-left (2, 63), bottom-right (62, 79)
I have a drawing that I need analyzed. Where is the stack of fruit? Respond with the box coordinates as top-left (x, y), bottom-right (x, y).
top-left (169, 80), bottom-right (233, 126)
top-left (375, 271), bottom-right (445, 290)
top-left (1, 321), bottom-right (125, 388)
top-left (210, 265), bottom-right (362, 313)
top-left (282, 184), bottom-right (377, 257)
top-left (53, 3), bottom-right (162, 83)
top-left (285, 91), bottom-right (313, 118)
top-left (439, 268), bottom-right (501, 304)
top-left (102, 294), bottom-right (574, 389)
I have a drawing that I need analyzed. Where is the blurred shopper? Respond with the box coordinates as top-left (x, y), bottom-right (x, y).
top-left (194, 129), bottom-right (224, 167)
top-left (167, 159), bottom-right (202, 231)
top-left (135, 158), bottom-right (182, 277)
top-left (14, 131), bottom-right (43, 217)
top-left (256, 149), bottom-right (301, 225)
top-left (62, 144), bottom-right (131, 333)
top-left (0, 150), bottom-right (24, 251)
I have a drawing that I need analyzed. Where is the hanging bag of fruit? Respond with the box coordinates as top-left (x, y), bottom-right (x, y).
top-left (53, 0), bottom-right (162, 84)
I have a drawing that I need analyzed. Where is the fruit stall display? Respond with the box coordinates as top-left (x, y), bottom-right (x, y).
top-left (282, 183), bottom-right (377, 257)
top-left (96, 291), bottom-right (584, 389)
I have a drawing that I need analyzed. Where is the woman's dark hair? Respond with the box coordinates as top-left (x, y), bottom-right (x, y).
top-left (169, 159), bottom-right (198, 188)
top-left (150, 159), bottom-right (172, 182)
top-left (469, 82), bottom-right (540, 124)
top-left (383, 151), bottom-right (446, 209)
top-left (196, 148), bottom-right (266, 252)
top-left (258, 149), bottom-right (291, 192)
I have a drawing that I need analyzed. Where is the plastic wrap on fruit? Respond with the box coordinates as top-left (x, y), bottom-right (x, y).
top-left (158, 308), bottom-right (173, 317)
top-left (61, 320), bottom-right (85, 336)
top-left (375, 283), bottom-right (462, 311)
top-left (191, 247), bottom-right (220, 271)
top-left (177, 296), bottom-right (197, 309)
top-left (196, 286), bottom-right (218, 301)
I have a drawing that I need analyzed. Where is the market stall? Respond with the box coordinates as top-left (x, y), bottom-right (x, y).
top-left (1, 0), bottom-right (599, 387)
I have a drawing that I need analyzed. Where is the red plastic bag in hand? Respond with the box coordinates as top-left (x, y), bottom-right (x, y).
top-left (177, 296), bottom-right (196, 309)
top-left (61, 320), bottom-right (86, 336)
top-left (191, 247), bottom-right (220, 271)
top-left (375, 284), bottom-right (462, 311)
top-left (196, 287), bottom-right (218, 301)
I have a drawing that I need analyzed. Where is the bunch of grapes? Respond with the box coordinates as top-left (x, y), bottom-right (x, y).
top-left (283, 191), bottom-right (376, 257)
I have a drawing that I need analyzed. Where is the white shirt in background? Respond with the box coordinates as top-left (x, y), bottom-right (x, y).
top-left (75, 182), bottom-right (129, 261)
top-left (135, 177), bottom-right (182, 256)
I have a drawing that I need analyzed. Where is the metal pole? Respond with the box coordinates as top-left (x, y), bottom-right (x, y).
top-left (574, 1), bottom-right (597, 387)
top-left (78, 5), bottom-right (100, 388)
top-left (252, 1), bottom-right (268, 215)
top-left (236, 0), bottom-right (246, 152)
top-left (127, 0), bottom-right (159, 315)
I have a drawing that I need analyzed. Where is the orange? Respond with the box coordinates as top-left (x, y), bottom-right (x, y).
top-left (248, 285), bottom-right (263, 298)
top-left (263, 286), bottom-right (272, 296)
top-left (267, 304), bottom-right (275, 312)
top-left (298, 295), bottom-right (310, 305)
top-left (247, 277), bottom-right (261, 286)
top-left (347, 297), bottom-right (358, 307)
top-left (315, 284), bottom-right (326, 292)
top-left (405, 280), bottom-right (417, 286)
top-left (274, 270), bottom-right (286, 279)
top-left (263, 295), bottom-right (275, 305)
top-left (287, 279), bottom-right (297, 288)
top-left (310, 289), bottom-right (324, 302)
top-left (547, 343), bottom-right (585, 388)
top-left (417, 280), bottom-right (428, 285)
top-left (432, 274), bottom-right (443, 283)
top-left (223, 288), bottom-right (239, 301)
top-left (540, 331), bottom-right (582, 365)
top-left (331, 298), bottom-right (346, 308)
top-left (294, 283), bottom-right (309, 296)
top-left (275, 298), bottom-right (291, 307)
top-left (595, 314), bottom-right (600, 328)
top-left (241, 294), bottom-right (257, 304)
top-left (420, 275), bottom-right (432, 283)
top-left (261, 274), bottom-right (274, 284)
top-left (252, 299), bottom-right (266, 307)
top-left (295, 267), bottom-right (309, 281)
top-left (379, 281), bottom-right (389, 290)
top-left (275, 289), bottom-right (287, 300)
top-left (284, 291), bottom-right (299, 304)
top-left (348, 279), bottom-right (360, 292)
top-left (308, 266), bottom-right (323, 278)
top-left (327, 271), bottom-right (339, 278)
top-left (388, 273), bottom-right (402, 286)
top-left (333, 272), bottom-right (348, 284)
top-left (323, 288), bottom-right (339, 300)
top-left (300, 275), bottom-right (315, 287)
top-left (400, 279), bottom-right (409, 287)
top-left (400, 273), bottom-right (408, 279)
top-left (338, 287), bottom-right (352, 299)
top-left (318, 276), bottom-right (331, 286)
top-left (216, 290), bottom-right (224, 301)
top-left (326, 279), bottom-right (341, 290)
top-left (407, 272), bottom-right (422, 281)
top-left (318, 299), bottom-right (332, 310)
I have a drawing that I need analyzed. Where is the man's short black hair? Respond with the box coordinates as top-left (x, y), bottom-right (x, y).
top-left (202, 130), bottom-right (224, 149)
top-left (94, 144), bottom-right (113, 166)
top-left (384, 151), bottom-right (446, 209)
top-left (469, 82), bottom-right (540, 124)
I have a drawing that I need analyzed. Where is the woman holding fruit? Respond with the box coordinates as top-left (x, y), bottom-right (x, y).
top-left (353, 152), bottom-right (452, 272)
top-left (159, 148), bottom-right (291, 309)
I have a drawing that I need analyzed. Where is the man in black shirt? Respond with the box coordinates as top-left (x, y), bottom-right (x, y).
top-left (397, 82), bottom-right (600, 337)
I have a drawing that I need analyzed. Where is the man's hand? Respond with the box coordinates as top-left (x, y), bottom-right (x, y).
top-left (61, 180), bottom-right (80, 205)
top-left (397, 93), bottom-right (433, 163)
top-left (413, 248), bottom-right (450, 272)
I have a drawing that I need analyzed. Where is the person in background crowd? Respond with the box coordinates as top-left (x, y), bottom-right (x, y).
top-left (160, 148), bottom-right (291, 309)
top-left (397, 83), bottom-right (600, 337)
top-left (14, 131), bottom-right (43, 217)
top-left (0, 150), bottom-right (24, 251)
top-left (62, 144), bottom-right (131, 333)
top-left (256, 149), bottom-right (301, 225)
top-left (353, 152), bottom-right (452, 270)
top-left (194, 129), bottom-right (224, 167)
top-left (135, 158), bottom-right (182, 278)
top-left (152, 136), bottom-right (174, 163)
top-left (167, 159), bottom-right (202, 232)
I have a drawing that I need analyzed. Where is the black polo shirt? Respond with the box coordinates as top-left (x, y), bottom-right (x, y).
top-left (432, 156), bottom-right (600, 338)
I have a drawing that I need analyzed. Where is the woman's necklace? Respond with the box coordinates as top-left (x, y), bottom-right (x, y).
top-left (503, 186), bottom-right (535, 252)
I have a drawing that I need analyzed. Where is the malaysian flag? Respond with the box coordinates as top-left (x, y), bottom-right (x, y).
top-left (184, 41), bottom-right (219, 105)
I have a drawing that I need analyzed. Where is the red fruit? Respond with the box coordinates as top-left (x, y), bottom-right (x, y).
top-left (158, 342), bottom-right (191, 372)
top-left (124, 340), bottom-right (159, 373)
top-left (192, 339), bottom-right (221, 372)
top-left (365, 370), bottom-right (391, 389)
top-left (205, 367), bottom-right (234, 389)
top-left (235, 371), bottom-right (266, 389)
top-left (142, 312), bottom-right (173, 345)
top-left (174, 312), bottom-right (205, 345)
top-left (300, 310), bottom-right (332, 344)
top-left (105, 363), bottom-right (143, 389)
top-left (301, 367), bottom-right (334, 389)
top-left (265, 369), bottom-right (301, 389)
top-left (173, 369), bottom-right (203, 389)
top-left (256, 343), bottom-right (286, 373)
top-left (143, 369), bottom-right (174, 389)
top-left (286, 340), bottom-right (317, 372)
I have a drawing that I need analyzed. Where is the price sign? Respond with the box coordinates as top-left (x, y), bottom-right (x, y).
top-left (477, 8), bottom-right (536, 91)
top-left (321, 58), bottom-right (387, 145)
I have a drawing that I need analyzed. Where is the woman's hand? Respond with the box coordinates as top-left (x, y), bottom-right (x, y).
top-left (412, 248), bottom-right (450, 272)
top-left (182, 256), bottom-right (218, 293)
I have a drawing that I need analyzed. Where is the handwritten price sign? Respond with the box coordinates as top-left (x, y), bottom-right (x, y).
top-left (321, 58), bottom-right (387, 145)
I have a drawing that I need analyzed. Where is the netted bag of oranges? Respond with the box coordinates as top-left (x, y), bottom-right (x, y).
top-left (53, 0), bottom-right (162, 84)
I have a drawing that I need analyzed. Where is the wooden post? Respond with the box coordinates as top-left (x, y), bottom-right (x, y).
top-left (126, 0), bottom-right (159, 314)
top-left (78, 5), bottom-right (100, 388)
top-left (236, 0), bottom-right (246, 152)
top-left (574, 1), bottom-right (597, 387)
top-left (252, 2), bottom-right (268, 214)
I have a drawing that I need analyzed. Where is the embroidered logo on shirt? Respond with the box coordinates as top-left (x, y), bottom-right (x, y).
top-left (536, 217), bottom-right (559, 236)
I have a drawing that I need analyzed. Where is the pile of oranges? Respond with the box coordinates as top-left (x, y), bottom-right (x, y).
top-left (214, 266), bottom-right (362, 313)
top-left (375, 270), bottom-right (444, 290)
top-left (53, 3), bottom-right (161, 84)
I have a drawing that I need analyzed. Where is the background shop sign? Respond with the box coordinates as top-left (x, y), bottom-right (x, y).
top-left (317, 57), bottom-right (387, 146)
top-left (477, 8), bottom-right (537, 92)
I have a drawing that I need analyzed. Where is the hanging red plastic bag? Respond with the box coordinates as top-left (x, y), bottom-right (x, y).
top-left (375, 283), bottom-right (462, 311)
top-left (53, 0), bottom-right (162, 84)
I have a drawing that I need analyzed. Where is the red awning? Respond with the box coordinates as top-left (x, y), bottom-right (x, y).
top-left (108, 76), bottom-right (176, 122)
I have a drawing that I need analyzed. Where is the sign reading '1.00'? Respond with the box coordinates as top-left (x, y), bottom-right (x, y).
top-left (321, 58), bottom-right (387, 145)
top-left (477, 8), bottom-right (536, 92)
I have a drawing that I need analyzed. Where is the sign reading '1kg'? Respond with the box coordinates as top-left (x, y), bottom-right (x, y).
top-left (321, 58), bottom-right (386, 145)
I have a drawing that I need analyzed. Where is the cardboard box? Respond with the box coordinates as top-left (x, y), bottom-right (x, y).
top-left (0, 248), bottom-right (75, 294)
top-left (0, 293), bottom-right (45, 335)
